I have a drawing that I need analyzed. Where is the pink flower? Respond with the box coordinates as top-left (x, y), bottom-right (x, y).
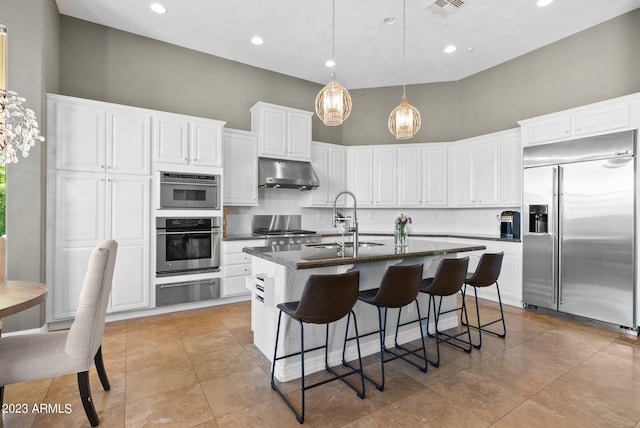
top-left (394, 213), bottom-right (412, 225)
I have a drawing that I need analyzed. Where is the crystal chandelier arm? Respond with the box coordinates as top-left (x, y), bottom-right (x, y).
top-left (0, 89), bottom-right (45, 164)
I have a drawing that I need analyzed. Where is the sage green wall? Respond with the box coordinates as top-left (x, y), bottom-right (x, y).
top-left (456, 8), bottom-right (640, 139)
top-left (59, 9), bottom-right (639, 146)
top-left (0, 0), bottom-right (59, 331)
top-left (343, 82), bottom-right (459, 145)
top-left (58, 16), bottom-right (342, 144)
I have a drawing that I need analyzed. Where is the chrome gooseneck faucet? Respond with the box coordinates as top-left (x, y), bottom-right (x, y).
top-left (333, 191), bottom-right (358, 255)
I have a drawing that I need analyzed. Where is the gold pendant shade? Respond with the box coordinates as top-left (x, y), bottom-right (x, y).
top-left (388, 95), bottom-right (421, 139)
top-left (315, 73), bottom-right (352, 126)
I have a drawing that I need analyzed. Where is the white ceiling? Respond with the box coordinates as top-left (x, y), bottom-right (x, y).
top-left (55, 0), bottom-right (639, 89)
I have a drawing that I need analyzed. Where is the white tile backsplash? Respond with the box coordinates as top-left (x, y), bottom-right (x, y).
top-left (225, 190), bottom-right (520, 238)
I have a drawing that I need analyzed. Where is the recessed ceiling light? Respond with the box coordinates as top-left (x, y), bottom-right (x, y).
top-left (466, 47), bottom-right (474, 53)
top-left (251, 36), bottom-right (264, 45)
top-left (444, 45), bottom-right (457, 54)
top-left (325, 59), bottom-right (336, 68)
top-left (383, 16), bottom-right (396, 25)
top-left (536, 0), bottom-right (554, 7)
top-left (149, 3), bottom-right (167, 14)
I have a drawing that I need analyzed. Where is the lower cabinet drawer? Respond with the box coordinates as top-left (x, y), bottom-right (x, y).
top-left (225, 264), bottom-right (251, 277)
top-left (222, 276), bottom-right (250, 297)
top-left (156, 278), bottom-right (220, 307)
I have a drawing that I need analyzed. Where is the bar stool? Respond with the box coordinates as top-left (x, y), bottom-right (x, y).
top-left (462, 252), bottom-right (506, 348)
top-left (420, 257), bottom-right (471, 367)
top-left (345, 263), bottom-right (427, 391)
top-left (271, 270), bottom-right (364, 424)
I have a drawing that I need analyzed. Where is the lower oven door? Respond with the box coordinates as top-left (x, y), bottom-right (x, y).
top-left (157, 229), bottom-right (221, 276)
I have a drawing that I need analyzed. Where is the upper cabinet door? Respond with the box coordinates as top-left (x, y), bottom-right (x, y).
top-left (54, 100), bottom-right (106, 172)
top-left (310, 143), bottom-right (330, 205)
top-left (448, 142), bottom-right (476, 206)
top-left (423, 145), bottom-right (448, 206)
top-left (574, 102), bottom-right (630, 136)
top-left (329, 146), bottom-right (347, 205)
top-left (500, 131), bottom-right (522, 206)
top-left (190, 119), bottom-right (223, 167)
top-left (287, 111), bottom-right (313, 160)
top-left (223, 129), bottom-right (259, 206)
top-left (260, 107), bottom-right (288, 157)
top-left (397, 146), bottom-right (422, 207)
top-left (346, 148), bottom-right (374, 207)
top-left (107, 108), bottom-right (150, 175)
top-left (251, 102), bottom-right (312, 161)
top-left (475, 137), bottom-right (501, 206)
top-left (154, 115), bottom-right (189, 164)
top-left (373, 147), bottom-right (397, 207)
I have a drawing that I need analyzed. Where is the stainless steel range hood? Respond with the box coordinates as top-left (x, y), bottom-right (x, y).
top-left (258, 157), bottom-right (319, 190)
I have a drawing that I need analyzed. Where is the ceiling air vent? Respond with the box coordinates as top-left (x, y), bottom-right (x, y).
top-left (427, 0), bottom-right (466, 18)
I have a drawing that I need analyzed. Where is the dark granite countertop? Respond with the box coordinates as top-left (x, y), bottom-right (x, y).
top-left (242, 239), bottom-right (486, 269)
top-left (225, 232), bottom-right (520, 243)
top-left (223, 234), bottom-right (267, 241)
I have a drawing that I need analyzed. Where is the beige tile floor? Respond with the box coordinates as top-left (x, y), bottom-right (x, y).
top-left (2, 297), bottom-right (640, 427)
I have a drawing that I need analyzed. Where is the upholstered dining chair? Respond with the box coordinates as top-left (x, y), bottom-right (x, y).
top-left (0, 239), bottom-right (118, 427)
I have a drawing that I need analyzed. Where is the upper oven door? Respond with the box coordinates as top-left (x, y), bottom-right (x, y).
top-left (157, 229), bottom-right (220, 275)
top-left (160, 181), bottom-right (219, 209)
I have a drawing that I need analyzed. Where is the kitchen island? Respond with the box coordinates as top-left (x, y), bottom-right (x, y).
top-left (243, 239), bottom-right (485, 381)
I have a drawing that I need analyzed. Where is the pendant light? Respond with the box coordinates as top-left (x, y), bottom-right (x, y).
top-left (315, 0), bottom-right (352, 126)
top-left (388, 0), bottom-right (421, 139)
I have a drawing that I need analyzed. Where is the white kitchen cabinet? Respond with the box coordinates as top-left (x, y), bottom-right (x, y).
top-left (346, 147), bottom-right (374, 207)
top-left (190, 118), bottom-right (224, 166)
top-left (422, 144), bottom-right (448, 206)
top-left (397, 145), bottom-right (422, 207)
top-left (373, 147), bottom-right (397, 207)
top-left (49, 95), bottom-right (150, 175)
top-left (475, 137), bottom-right (501, 206)
top-left (455, 239), bottom-right (522, 307)
top-left (448, 130), bottom-right (518, 208)
top-left (500, 130), bottom-right (522, 205)
top-left (308, 142), bottom-right (346, 207)
top-left (223, 129), bottom-right (259, 206)
top-left (396, 144), bottom-right (448, 207)
top-left (250, 102), bottom-right (313, 161)
top-left (346, 146), bottom-right (398, 208)
top-left (222, 239), bottom-right (264, 297)
top-left (154, 113), bottom-right (225, 166)
top-left (448, 141), bottom-right (476, 207)
top-left (520, 98), bottom-right (632, 146)
top-left (52, 172), bottom-right (150, 319)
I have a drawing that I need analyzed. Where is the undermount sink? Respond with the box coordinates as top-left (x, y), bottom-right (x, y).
top-left (305, 241), bottom-right (385, 249)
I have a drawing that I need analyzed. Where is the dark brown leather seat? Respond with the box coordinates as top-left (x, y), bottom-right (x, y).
top-left (420, 257), bottom-right (471, 367)
top-left (348, 263), bottom-right (427, 391)
top-left (271, 270), bottom-right (364, 424)
top-left (463, 252), bottom-right (506, 348)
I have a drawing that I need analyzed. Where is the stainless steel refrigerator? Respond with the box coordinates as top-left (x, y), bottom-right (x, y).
top-left (522, 130), bottom-right (636, 328)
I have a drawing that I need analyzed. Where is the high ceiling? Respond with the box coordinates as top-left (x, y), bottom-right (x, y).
top-left (55, 0), bottom-right (639, 89)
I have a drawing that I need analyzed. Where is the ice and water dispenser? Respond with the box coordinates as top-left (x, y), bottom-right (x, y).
top-left (528, 205), bottom-right (548, 233)
top-left (500, 211), bottom-right (521, 239)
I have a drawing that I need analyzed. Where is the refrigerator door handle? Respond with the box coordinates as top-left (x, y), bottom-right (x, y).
top-left (556, 165), bottom-right (563, 305)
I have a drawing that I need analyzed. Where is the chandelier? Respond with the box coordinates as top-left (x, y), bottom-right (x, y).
top-left (0, 89), bottom-right (44, 164)
top-left (388, 0), bottom-right (421, 139)
top-left (315, 0), bottom-right (352, 126)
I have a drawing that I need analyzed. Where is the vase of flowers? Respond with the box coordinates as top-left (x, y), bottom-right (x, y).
top-left (394, 213), bottom-right (411, 247)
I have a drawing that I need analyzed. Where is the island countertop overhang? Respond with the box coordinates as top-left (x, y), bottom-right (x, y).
top-left (242, 239), bottom-right (486, 269)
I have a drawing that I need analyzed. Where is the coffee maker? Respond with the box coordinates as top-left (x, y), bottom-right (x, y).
top-left (500, 211), bottom-right (521, 239)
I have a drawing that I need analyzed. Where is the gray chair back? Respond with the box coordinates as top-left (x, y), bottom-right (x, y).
top-left (65, 240), bottom-right (118, 365)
